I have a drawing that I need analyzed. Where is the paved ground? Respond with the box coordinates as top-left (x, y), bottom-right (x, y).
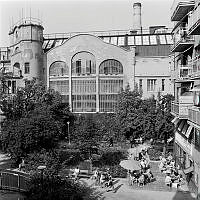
top-left (82, 144), bottom-right (197, 200)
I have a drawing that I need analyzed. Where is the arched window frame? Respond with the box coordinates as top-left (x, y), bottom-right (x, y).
top-left (71, 51), bottom-right (96, 75)
top-left (99, 59), bottom-right (123, 75)
top-left (49, 61), bottom-right (69, 77)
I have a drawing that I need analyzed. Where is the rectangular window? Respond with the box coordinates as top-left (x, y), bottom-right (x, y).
top-left (150, 35), bottom-right (157, 45)
top-left (117, 37), bottom-right (125, 46)
top-left (24, 62), bottom-right (30, 74)
top-left (135, 36), bottom-right (142, 45)
top-left (110, 37), bottom-right (117, 45)
top-left (142, 36), bottom-right (150, 45)
top-left (139, 79), bottom-right (142, 91)
top-left (195, 128), bottom-right (200, 147)
top-left (12, 81), bottom-right (16, 94)
top-left (76, 60), bottom-right (81, 74)
top-left (147, 79), bottom-right (156, 91)
top-left (162, 79), bottom-right (165, 91)
top-left (159, 35), bottom-right (167, 44)
top-left (128, 36), bottom-right (135, 45)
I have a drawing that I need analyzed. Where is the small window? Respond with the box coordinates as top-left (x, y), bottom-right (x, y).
top-left (139, 79), bottom-right (142, 91)
top-left (142, 36), bottom-right (150, 45)
top-left (135, 36), bottom-right (142, 45)
top-left (128, 36), bottom-right (135, 45)
top-left (12, 81), bottom-right (16, 94)
top-left (162, 79), bottom-right (165, 91)
top-left (24, 62), bottom-right (30, 74)
top-left (147, 79), bottom-right (156, 91)
top-left (150, 35), bottom-right (157, 45)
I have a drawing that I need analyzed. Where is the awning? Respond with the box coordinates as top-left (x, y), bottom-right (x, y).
top-left (171, 117), bottom-right (179, 125)
top-left (183, 166), bottom-right (194, 174)
top-left (185, 125), bottom-right (193, 138)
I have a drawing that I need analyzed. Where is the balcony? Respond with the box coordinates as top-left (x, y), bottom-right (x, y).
top-left (188, 106), bottom-right (200, 126)
top-left (171, 27), bottom-right (194, 52)
top-left (171, 96), bottom-right (193, 118)
top-left (188, 57), bottom-right (200, 78)
top-left (171, 0), bottom-right (195, 21)
top-left (188, 5), bottom-right (200, 35)
top-left (179, 64), bottom-right (193, 80)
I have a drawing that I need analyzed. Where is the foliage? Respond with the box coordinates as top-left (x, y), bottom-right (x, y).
top-left (108, 165), bottom-right (128, 178)
top-left (59, 149), bottom-right (84, 167)
top-left (0, 80), bottom-right (73, 163)
top-left (25, 149), bottom-right (62, 175)
top-left (148, 146), bottom-right (163, 161)
top-left (93, 149), bottom-right (127, 167)
top-left (26, 173), bottom-right (98, 200)
top-left (72, 114), bottom-right (100, 159)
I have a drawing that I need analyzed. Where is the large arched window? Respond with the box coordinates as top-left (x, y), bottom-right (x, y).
top-left (71, 52), bottom-right (96, 75)
top-left (49, 61), bottom-right (68, 76)
top-left (99, 59), bottom-right (123, 75)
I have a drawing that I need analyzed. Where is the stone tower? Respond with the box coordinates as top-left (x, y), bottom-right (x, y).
top-left (9, 17), bottom-right (44, 87)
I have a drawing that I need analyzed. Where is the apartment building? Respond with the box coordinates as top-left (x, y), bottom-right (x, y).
top-left (170, 0), bottom-right (200, 197)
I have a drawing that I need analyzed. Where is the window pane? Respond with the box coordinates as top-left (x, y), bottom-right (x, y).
top-left (110, 37), bottom-right (117, 45)
top-left (159, 35), bottom-right (167, 44)
top-left (142, 36), bottom-right (150, 45)
top-left (135, 36), bottom-right (142, 45)
top-left (150, 35), bottom-right (157, 45)
top-left (117, 37), bottom-right (125, 46)
top-left (128, 36), bottom-right (135, 45)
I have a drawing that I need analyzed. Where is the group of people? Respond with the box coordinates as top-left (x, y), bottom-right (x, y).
top-left (159, 153), bottom-right (183, 189)
top-left (128, 148), bottom-right (154, 187)
top-left (91, 168), bottom-right (114, 192)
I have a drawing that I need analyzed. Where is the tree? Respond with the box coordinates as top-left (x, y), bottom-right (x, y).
top-left (155, 94), bottom-right (175, 141)
top-left (0, 80), bottom-right (73, 163)
top-left (72, 114), bottom-right (100, 159)
top-left (115, 84), bottom-right (143, 140)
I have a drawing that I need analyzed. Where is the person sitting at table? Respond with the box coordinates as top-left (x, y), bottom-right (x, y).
top-left (138, 173), bottom-right (145, 186)
top-left (165, 173), bottom-right (172, 188)
top-left (140, 159), bottom-right (146, 170)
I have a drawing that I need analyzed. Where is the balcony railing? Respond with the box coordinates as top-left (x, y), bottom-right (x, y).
top-left (171, 27), bottom-right (194, 52)
top-left (188, 106), bottom-right (200, 126)
top-left (171, 0), bottom-right (195, 21)
top-left (188, 57), bottom-right (200, 77)
top-left (171, 96), bottom-right (193, 118)
top-left (188, 5), bottom-right (200, 35)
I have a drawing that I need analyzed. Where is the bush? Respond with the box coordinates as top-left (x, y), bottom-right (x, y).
top-left (108, 165), bottom-right (127, 178)
top-left (26, 173), bottom-right (98, 200)
top-left (93, 149), bottom-right (127, 167)
top-left (59, 149), bottom-right (84, 167)
top-left (148, 146), bottom-right (163, 161)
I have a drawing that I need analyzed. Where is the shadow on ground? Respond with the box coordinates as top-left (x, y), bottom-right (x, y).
top-left (172, 191), bottom-right (196, 200)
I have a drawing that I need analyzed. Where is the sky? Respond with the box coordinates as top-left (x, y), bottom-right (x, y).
top-left (0, 0), bottom-right (174, 47)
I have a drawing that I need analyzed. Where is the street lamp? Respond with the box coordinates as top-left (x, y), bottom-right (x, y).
top-left (67, 121), bottom-right (70, 145)
top-left (37, 165), bottom-right (46, 192)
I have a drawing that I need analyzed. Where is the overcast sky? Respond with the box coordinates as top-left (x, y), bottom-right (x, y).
top-left (0, 0), bottom-right (174, 47)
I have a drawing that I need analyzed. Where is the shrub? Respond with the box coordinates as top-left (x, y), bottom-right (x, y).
top-left (94, 149), bottom-right (127, 167)
top-left (148, 147), bottom-right (163, 161)
top-left (108, 165), bottom-right (128, 178)
top-left (59, 149), bottom-right (84, 167)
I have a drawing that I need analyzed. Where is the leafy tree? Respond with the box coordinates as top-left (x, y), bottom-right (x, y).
top-left (155, 94), bottom-right (175, 141)
top-left (72, 114), bottom-right (100, 159)
top-left (0, 80), bottom-right (73, 163)
top-left (115, 84), bottom-right (143, 140)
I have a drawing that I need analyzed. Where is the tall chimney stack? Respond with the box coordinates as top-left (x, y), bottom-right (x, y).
top-left (133, 2), bottom-right (142, 34)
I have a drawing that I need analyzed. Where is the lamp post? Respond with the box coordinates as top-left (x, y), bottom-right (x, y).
top-left (37, 165), bottom-right (46, 192)
top-left (67, 121), bottom-right (70, 145)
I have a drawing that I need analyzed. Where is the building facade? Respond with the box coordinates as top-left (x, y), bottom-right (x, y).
top-left (0, 2), bottom-right (174, 113)
top-left (170, 0), bottom-right (200, 197)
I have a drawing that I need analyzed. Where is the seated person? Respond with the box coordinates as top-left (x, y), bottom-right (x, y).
top-left (138, 174), bottom-right (145, 186)
top-left (144, 168), bottom-right (154, 183)
top-left (91, 168), bottom-right (99, 180)
top-left (100, 173), bottom-right (107, 187)
top-left (106, 174), bottom-right (114, 191)
top-left (73, 166), bottom-right (80, 180)
top-left (165, 174), bottom-right (172, 188)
